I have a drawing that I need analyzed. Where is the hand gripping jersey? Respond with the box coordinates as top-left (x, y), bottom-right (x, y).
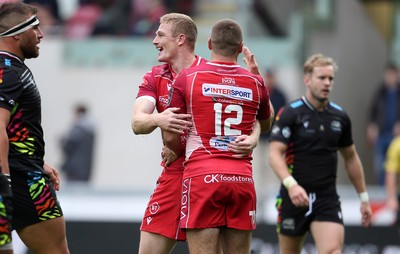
top-left (269, 96), bottom-right (353, 191)
top-left (0, 51), bottom-right (45, 160)
top-left (168, 61), bottom-right (271, 178)
top-left (136, 56), bottom-right (205, 172)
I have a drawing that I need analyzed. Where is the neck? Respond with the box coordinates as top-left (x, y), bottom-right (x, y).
top-left (0, 39), bottom-right (24, 61)
top-left (211, 52), bottom-right (237, 63)
top-left (305, 94), bottom-right (328, 111)
top-left (169, 51), bottom-right (196, 74)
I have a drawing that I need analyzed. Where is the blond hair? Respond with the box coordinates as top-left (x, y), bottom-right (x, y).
top-left (303, 54), bottom-right (338, 74)
top-left (160, 13), bottom-right (197, 50)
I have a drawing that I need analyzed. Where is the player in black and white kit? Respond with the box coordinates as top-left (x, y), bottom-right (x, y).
top-left (269, 54), bottom-right (372, 254)
top-left (0, 2), bottom-right (69, 254)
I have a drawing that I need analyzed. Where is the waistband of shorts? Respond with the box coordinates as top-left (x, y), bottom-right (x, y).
top-left (9, 156), bottom-right (44, 165)
top-left (186, 173), bottom-right (254, 183)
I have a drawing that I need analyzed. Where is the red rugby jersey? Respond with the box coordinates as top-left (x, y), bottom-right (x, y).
top-left (136, 56), bottom-right (205, 172)
top-left (169, 61), bottom-right (271, 178)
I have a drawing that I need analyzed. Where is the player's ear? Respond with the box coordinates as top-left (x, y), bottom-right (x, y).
top-left (177, 34), bottom-right (185, 46)
top-left (238, 41), bottom-right (243, 53)
top-left (208, 38), bottom-right (212, 50)
top-left (304, 73), bottom-right (310, 85)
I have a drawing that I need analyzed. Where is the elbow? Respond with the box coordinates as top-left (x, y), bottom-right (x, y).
top-left (131, 120), bottom-right (140, 135)
top-left (131, 119), bottom-right (150, 135)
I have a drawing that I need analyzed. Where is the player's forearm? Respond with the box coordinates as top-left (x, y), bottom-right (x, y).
top-left (131, 112), bottom-right (159, 135)
top-left (269, 148), bottom-right (291, 181)
top-left (345, 154), bottom-right (368, 193)
top-left (386, 171), bottom-right (398, 200)
top-left (0, 131), bottom-right (10, 174)
top-left (260, 101), bottom-right (275, 133)
top-left (251, 120), bottom-right (261, 139)
top-left (162, 130), bottom-right (182, 156)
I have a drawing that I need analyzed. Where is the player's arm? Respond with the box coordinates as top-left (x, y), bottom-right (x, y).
top-left (260, 100), bottom-right (274, 133)
top-left (0, 108), bottom-right (10, 175)
top-left (384, 141), bottom-right (399, 211)
top-left (269, 141), bottom-right (309, 207)
top-left (385, 170), bottom-right (398, 211)
top-left (339, 145), bottom-right (372, 227)
top-left (131, 98), bottom-right (191, 135)
top-left (228, 120), bottom-right (261, 158)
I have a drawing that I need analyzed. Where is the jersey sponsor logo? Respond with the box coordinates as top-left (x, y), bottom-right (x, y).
top-left (146, 217), bottom-right (153, 225)
top-left (202, 83), bottom-right (253, 101)
top-left (282, 218), bottom-right (295, 230)
top-left (204, 174), bottom-right (253, 183)
top-left (222, 77), bottom-right (236, 85)
top-left (0, 68), bottom-right (3, 84)
top-left (149, 202), bottom-right (160, 214)
top-left (209, 136), bottom-right (236, 151)
top-left (282, 127), bottom-right (291, 138)
top-left (4, 59), bottom-right (11, 66)
top-left (330, 120), bottom-right (342, 132)
top-left (158, 95), bottom-right (169, 107)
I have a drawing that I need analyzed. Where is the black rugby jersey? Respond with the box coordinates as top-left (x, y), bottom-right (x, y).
top-left (0, 51), bottom-right (44, 159)
top-left (269, 96), bottom-right (353, 191)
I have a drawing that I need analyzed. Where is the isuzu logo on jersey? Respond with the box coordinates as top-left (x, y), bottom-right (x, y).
top-left (202, 83), bottom-right (253, 101)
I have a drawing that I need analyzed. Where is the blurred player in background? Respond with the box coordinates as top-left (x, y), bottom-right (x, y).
top-left (269, 53), bottom-right (372, 254)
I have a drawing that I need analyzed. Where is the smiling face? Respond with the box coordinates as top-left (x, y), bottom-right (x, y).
top-left (152, 22), bottom-right (179, 63)
top-left (305, 65), bottom-right (335, 104)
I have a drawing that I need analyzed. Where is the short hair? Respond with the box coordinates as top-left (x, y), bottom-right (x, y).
top-left (210, 19), bottom-right (243, 57)
top-left (160, 13), bottom-right (197, 51)
top-left (0, 2), bottom-right (38, 34)
top-left (303, 54), bottom-right (338, 75)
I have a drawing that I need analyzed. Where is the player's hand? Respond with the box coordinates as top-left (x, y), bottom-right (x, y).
top-left (43, 162), bottom-right (60, 191)
top-left (288, 185), bottom-right (309, 207)
top-left (161, 146), bottom-right (179, 166)
top-left (158, 108), bottom-right (192, 134)
top-left (228, 135), bottom-right (258, 158)
top-left (360, 202), bottom-right (372, 228)
top-left (243, 46), bottom-right (260, 75)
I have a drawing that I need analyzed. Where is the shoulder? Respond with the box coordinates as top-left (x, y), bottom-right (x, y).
top-left (148, 63), bottom-right (173, 79)
top-left (0, 52), bottom-right (24, 73)
top-left (328, 101), bottom-right (349, 116)
top-left (288, 98), bottom-right (305, 109)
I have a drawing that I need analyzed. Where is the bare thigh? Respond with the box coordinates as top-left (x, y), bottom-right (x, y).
top-left (17, 217), bottom-right (69, 254)
top-left (139, 231), bottom-right (177, 254)
top-left (278, 233), bottom-right (307, 254)
top-left (187, 228), bottom-right (220, 254)
top-left (310, 221), bottom-right (344, 254)
top-left (220, 228), bottom-right (252, 254)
